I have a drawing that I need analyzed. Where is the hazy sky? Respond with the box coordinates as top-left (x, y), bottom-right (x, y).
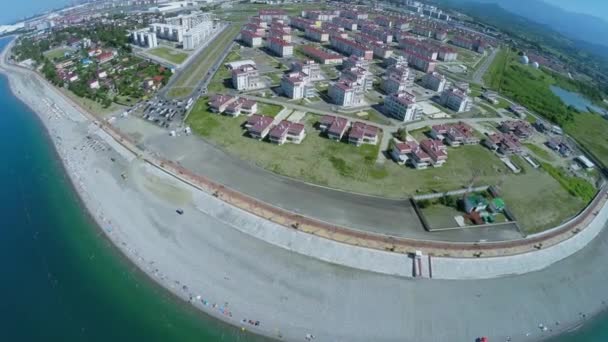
top-left (1, 0), bottom-right (71, 25)
top-left (543, 0), bottom-right (608, 21)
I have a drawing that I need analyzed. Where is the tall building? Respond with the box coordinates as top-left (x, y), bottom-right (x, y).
top-left (231, 64), bottom-right (261, 91)
top-left (131, 29), bottom-right (158, 48)
top-left (440, 87), bottom-right (471, 112)
top-left (281, 72), bottom-right (315, 99)
top-left (383, 65), bottom-right (413, 94)
top-left (328, 80), bottom-right (363, 107)
top-left (267, 37), bottom-right (294, 57)
top-left (384, 91), bottom-right (420, 122)
top-left (422, 72), bottom-right (447, 92)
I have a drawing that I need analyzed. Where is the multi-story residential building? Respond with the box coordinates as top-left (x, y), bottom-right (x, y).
top-left (292, 60), bottom-right (322, 80)
top-left (289, 16), bottom-right (315, 30)
top-left (267, 37), bottom-right (293, 57)
top-left (451, 36), bottom-right (487, 53)
top-left (246, 114), bottom-right (274, 140)
top-left (258, 9), bottom-right (289, 22)
top-left (328, 80), bottom-right (364, 107)
top-left (342, 55), bottom-right (370, 70)
top-left (243, 23), bottom-right (266, 36)
top-left (399, 38), bottom-right (438, 60)
top-left (348, 122), bottom-right (380, 146)
top-left (151, 23), bottom-right (185, 42)
top-left (341, 10), bottom-right (368, 20)
top-left (241, 30), bottom-right (263, 47)
top-left (341, 67), bottom-right (373, 92)
top-left (304, 10), bottom-right (339, 22)
top-left (131, 29), bottom-right (158, 48)
top-left (435, 30), bottom-right (448, 41)
top-left (383, 65), bottom-right (413, 95)
top-left (302, 46), bottom-right (344, 65)
top-left (332, 17), bottom-right (357, 31)
top-left (269, 28), bottom-right (292, 43)
top-left (420, 139), bottom-right (448, 167)
top-left (369, 41), bottom-right (393, 59)
top-left (404, 52), bottom-right (437, 72)
top-left (360, 25), bottom-right (393, 43)
top-left (319, 115), bottom-right (350, 141)
top-left (422, 71), bottom-right (447, 92)
top-left (437, 46), bottom-right (458, 61)
top-left (305, 26), bottom-right (329, 42)
top-left (484, 133), bottom-right (522, 155)
top-left (268, 120), bottom-right (306, 145)
top-left (330, 36), bottom-right (373, 60)
top-left (281, 72), bottom-right (315, 99)
top-left (231, 64), bottom-right (261, 91)
top-left (440, 87), bottom-right (471, 112)
top-left (384, 91), bottom-right (419, 122)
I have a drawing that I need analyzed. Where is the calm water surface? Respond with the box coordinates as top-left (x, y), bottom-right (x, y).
top-left (1, 36), bottom-right (607, 341)
top-left (550, 85), bottom-right (608, 115)
top-left (0, 37), bottom-right (266, 342)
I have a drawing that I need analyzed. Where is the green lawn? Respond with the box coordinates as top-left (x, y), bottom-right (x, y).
top-left (186, 98), bottom-right (584, 231)
top-left (257, 102), bottom-right (283, 117)
top-left (524, 143), bottom-right (555, 162)
top-left (565, 112), bottom-right (608, 167)
top-left (44, 47), bottom-right (72, 61)
top-left (483, 48), bottom-right (511, 89)
top-left (59, 88), bottom-right (122, 116)
top-left (148, 47), bottom-right (189, 64)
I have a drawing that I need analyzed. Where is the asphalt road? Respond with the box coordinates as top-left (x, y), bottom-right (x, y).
top-left (472, 47), bottom-right (500, 85)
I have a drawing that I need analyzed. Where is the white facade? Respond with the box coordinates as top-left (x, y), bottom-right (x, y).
top-left (440, 87), bottom-right (471, 112)
top-left (384, 91), bottom-right (419, 122)
top-left (422, 72), bottom-right (447, 92)
top-left (383, 65), bottom-right (412, 95)
top-left (131, 29), bottom-right (158, 48)
top-left (328, 81), bottom-right (363, 107)
top-left (231, 65), bottom-right (261, 91)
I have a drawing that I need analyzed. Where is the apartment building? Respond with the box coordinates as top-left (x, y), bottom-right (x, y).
top-left (384, 91), bottom-right (419, 122)
top-left (328, 80), bottom-right (364, 107)
top-left (383, 64), bottom-right (413, 94)
top-left (440, 87), bottom-right (471, 112)
top-left (231, 64), bottom-right (261, 91)
top-left (267, 37), bottom-right (294, 57)
top-left (421, 71), bottom-right (447, 92)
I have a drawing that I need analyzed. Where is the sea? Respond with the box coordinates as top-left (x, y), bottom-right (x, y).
top-left (0, 32), bottom-right (607, 341)
top-left (0, 37), bottom-right (265, 342)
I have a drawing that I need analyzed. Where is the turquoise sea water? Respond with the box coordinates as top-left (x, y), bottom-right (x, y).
top-left (0, 37), bottom-right (266, 342)
top-left (1, 34), bottom-right (607, 341)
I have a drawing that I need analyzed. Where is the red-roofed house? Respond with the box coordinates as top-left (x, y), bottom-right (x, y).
top-left (241, 30), bottom-right (263, 47)
top-left (390, 140), bottom-right (418, 164)
top-left (420, 139), bottom-right (447, 167)
top-left (348, 122), bottom-right (380, 146)
top-left (319, 115), bottom-right (350, 141)
top-left (268, 120), bottom-right (306, 144)
top-left (246, 114), bottom-right (274, 139)
top-left (410, 143), bottom-right (432, 169)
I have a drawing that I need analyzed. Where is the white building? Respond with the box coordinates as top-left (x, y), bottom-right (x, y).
top-left (241, 30), bottom-right (263, 47)
top-left (422, 72), bottom-right (447, 92)
top-left (151, 23), bottom-right (185, 42)
top-left (267, 37), bottom-right (293, 57)
top-left (292, 60), bottom-right (322, 80)
top-left (384, 91), bottom-right (419, 122)
top-left (231, 64), bottom-right (261, 91)
top-left (281, 72), bottom-right (315, 99)
top-left (131, 29), bottom-right (158, 48)
top-left (440, 87), bottom-right (471, 112)
top-left (328, 80), bottom-right (363, 107)
top-left (383, 65), bottom-right (413, 94)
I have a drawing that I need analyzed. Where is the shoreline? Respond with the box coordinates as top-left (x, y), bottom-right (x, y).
top-left (4, 35), bottom-right (608, 341)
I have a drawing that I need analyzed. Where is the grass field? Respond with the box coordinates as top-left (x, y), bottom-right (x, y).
top-left (565, 112), bottom-right (608, 167)
top-left (483, 48), bottom-right (511, 89)
top-left (186, 96), bottom-right (585, 231)
top-left (44, 47), bottom-right (72, 61)
top-left (148, 47), bottom-right (188, 64)
top-left (524, 143), bottom-right (555, 162)
top-left (60, 88), bottom-right (122, 116)
top-left (167, 25), bottom-right (240, 98)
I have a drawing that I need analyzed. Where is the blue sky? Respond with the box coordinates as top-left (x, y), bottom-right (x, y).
top-left (544, 0), bottom-right (608, 21)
